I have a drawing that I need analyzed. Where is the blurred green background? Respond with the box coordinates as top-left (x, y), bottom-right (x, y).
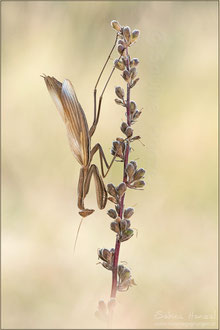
top-left (2, 1), bottom-right (217, 329)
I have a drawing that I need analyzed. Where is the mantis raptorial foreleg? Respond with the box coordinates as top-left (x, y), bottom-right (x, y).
top-left (77, 163), bottom-right (107, 218)
top-left (77, 167), bottom-right (86, 211)
top-left (84, 164), bottom-right (107, 209)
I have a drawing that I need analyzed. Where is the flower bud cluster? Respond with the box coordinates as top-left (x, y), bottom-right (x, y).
top-left (107, 200), bottom-right (135, 242)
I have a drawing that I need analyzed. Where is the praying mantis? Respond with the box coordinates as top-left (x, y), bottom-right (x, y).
top-left (43, 35), bottom-right (119, 219)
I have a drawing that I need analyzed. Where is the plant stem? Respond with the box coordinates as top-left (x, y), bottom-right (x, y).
top-left (110, 46), bottom-right (131, 299)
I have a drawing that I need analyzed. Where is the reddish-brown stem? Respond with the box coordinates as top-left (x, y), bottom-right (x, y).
top-left (110, 46), bottom-right (131, 299)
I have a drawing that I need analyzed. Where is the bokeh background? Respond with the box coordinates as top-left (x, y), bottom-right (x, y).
top-left (2, 1), bottom-right (218, 329)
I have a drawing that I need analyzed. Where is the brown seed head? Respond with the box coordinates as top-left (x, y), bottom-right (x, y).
top-left (126, 163), bottom-right (135, 180)
top-left (111, 20), bottom-right (121, 32)
top-left (130, 160), bottom-right (137, 171)
top-left (130, 78), bottom-right (140, 88)
top-left (130, 101), bottom-right (137, 113)
top-left (131, 180), bottom-right (145, 188)
top-left (130, 58), bottom-right (140, 67)
top-left (98, 300), bottom-right (107, 313)
top-left (115, 98), bottom-right (124, 105)
top-left (120, 228), bottom-right (134, 242)
top-left (117, 182), bottom-right (127, 197)
top-left (126, 219), bottom-right (131, 228)
top-left (120, 122), bottom-right (128, 133)
top-left (133, 110), bottom-right (142, 120)
top-left (115, 86), bottom-right (124, 99)
top-left (118, 39), bottom-right (127, 48)
top-left (122, 69), bottom-right (130, 83)
top-left (110, 221), bottom-right (120, 234)
top-left (130, 67), bottom-right (137, 80)
top-left (107, 183), bottom-right (117, 197)
top-left (133, 168), bottom-right (145, 181)
top-left (108, 298), bottom-right (116, 312)
top-left (131, 29), bottom-right (140, 43)
top-left (124, 207), bottom-right (134, 219)
top-left (125, 126), bottom-right (133, 138)
top-left (119, 219), bottom-right (128, 232)
top-left (114, 59), bottom-right (125, 71)
top-left (123, 26), bottom-right (131, 43)
top-left (118, 44), bottom-right (125, 56)
top-left (107, 208), bottom-right (117, 219)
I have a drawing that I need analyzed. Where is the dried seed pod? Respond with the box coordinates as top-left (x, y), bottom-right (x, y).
top-left (114, 59), bottom-right (125, 71)
top-left (107, 183), bottom-right (117, 198)
top-left (130, 67), bottom-right (137, 80)
top-left (115, 98), bottom-right (124, 105)
top-left (119, 219), bottom-right (127, 232)
top-left (126, 219), bottom-right (131, 228)
top-left (123, 26), bottom-right (131, 43)
top-left (122, 69), bottom-right (130, 83)
top-left (111, 148), bottom-right (116, 156)
top-left (120, 228), bottom-right (134, 242)
top-left (108, 196), bottom-right (117, 204)
top-left (131, 180), bottom-right (145, 188)
top-left (110, 221), bottom-right (120, 234)
top-left (98, 248), bottom-right (106, 261)
top-left (131, 29), bottom-right (140, 43)
top-left (125, 126), bottom-right (133, 138)
top-left (130, 160), bottom-right (137, 171)
top-left (115, 86), bottom-right (124, 100)
top-left (118, 39), bottom-right (126, 47)
top-left (113, 139), bottom-right (125, 159)
top-left (108, 298), bottom-right (116, 312)
top-left (126, 163), bottom-right (135, 181)
top-left (130, 58), bottom-right (139, 67)
top-left (122, 56), bottom-right (127, 67)
top-left (117, 182), bottom-right (127, 197)
top-left (130, 78), bottom-right (140, 88)
top-left (115, 216), bottom-right (121, 223)
top-left (111, 20), bottom-right (121, 32)
top-left (107, 208), bottom-right (117, 219)
top-left (102, 261), bottom-right (113, 271)
top-left (124, 207), bottom-right (134, 219)
top-left (98, 300), bottom-right (107, 313)
top-left (118, 264), bottom-right (125, 276)
top-left (99, 248), bottom-right (114, 265)
top-left (130, 101), bottom-right (137, 114)
top-left (118, 44), bottom-right (125, 56)
top-left (120, 267), bottom-right (131, 282)
top-left (118, 266), bottom-right (131, 287)
top-left (133, 110), bottom-right (142, 120)
top-left (120, 122), bottom-right (128, 133)
top-left (112, 140), bottom-right (119, 149)
top-left (133, 168), bottom-right (145, 181)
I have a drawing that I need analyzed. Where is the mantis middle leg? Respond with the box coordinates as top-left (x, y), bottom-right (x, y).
top-left (90, 143), bottom-right (117, 178)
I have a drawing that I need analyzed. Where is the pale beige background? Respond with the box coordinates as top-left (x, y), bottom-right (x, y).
top-left (2, 1), bottom-right (218, 329)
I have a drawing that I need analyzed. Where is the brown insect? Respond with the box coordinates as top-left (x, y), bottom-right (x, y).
top-left (42, 36), bottom-right (119, 221)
